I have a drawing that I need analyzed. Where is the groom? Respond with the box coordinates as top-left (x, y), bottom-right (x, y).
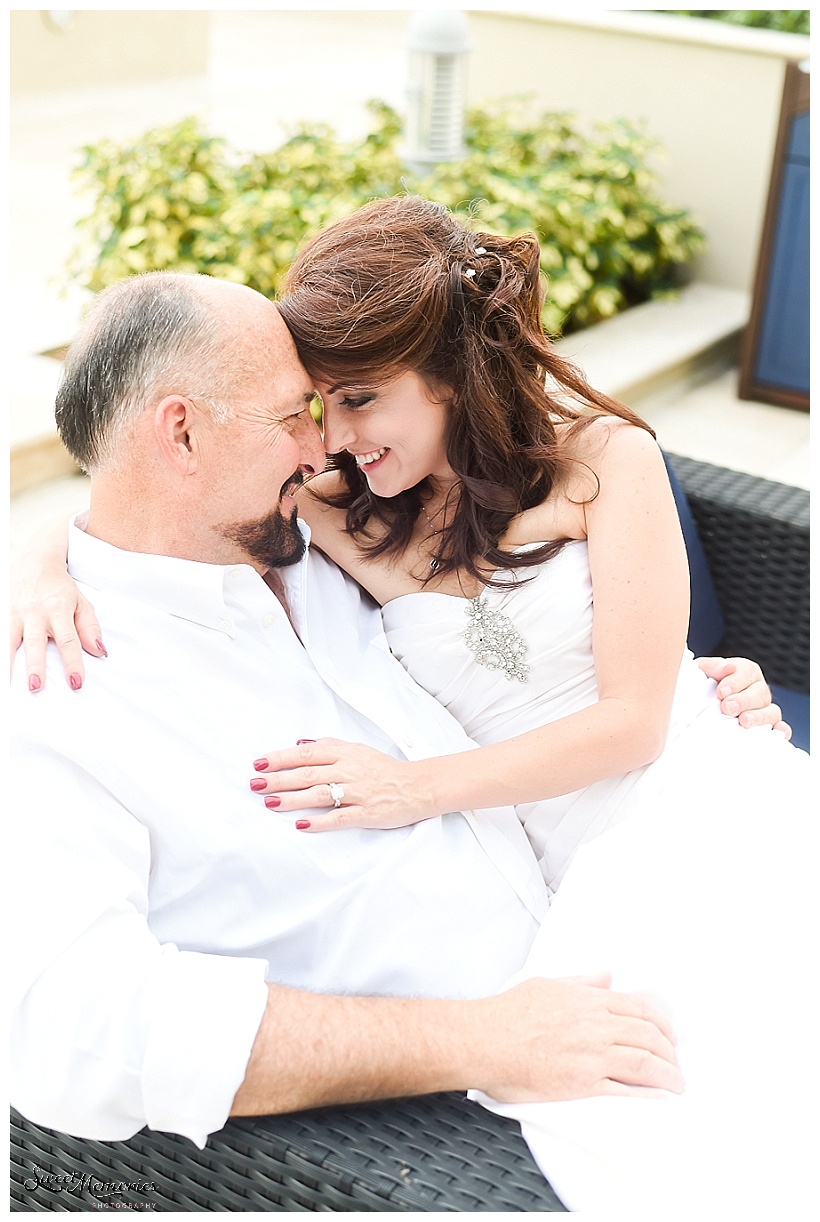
top-left (9, 272), bottom-right (776, 1148)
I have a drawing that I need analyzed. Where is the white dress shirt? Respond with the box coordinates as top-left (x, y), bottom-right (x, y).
top-left (10, 520), bottom-right (546, 1147)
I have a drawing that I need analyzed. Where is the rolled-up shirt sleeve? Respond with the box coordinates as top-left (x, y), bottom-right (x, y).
top-left (10, 737), bottom-right (270, 1148)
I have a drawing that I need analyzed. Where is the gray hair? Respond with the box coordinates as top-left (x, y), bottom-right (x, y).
top-left (56, 272), bottom-right (237, 473)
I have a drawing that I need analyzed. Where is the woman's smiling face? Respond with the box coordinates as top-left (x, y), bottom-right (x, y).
top-left (316, 370), bottom-right (456, 496)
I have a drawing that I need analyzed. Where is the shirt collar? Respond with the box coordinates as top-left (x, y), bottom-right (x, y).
top-left (67, 516), bottom-right (314, 632)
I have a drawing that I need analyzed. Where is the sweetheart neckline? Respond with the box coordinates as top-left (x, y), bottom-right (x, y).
top-left (381, 540), bottom-right (588, 610)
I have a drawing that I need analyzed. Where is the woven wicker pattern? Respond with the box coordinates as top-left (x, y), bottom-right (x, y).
top-left (11, 1095), bottom-right (566, 1212)
top-left (667, 454), bottom-right (809, 692)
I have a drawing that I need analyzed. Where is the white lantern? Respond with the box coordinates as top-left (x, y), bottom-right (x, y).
top-left (42, 11), bottom-right (77, 33)
top-left (404, 10), bottom-right (473, 171)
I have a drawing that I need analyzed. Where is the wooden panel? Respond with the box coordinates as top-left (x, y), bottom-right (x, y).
top-left (739, 60), bottom-right (810, 411)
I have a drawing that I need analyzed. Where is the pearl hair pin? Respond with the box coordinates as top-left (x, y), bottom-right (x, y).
top-left (464, 249), bottom-right (486, 279)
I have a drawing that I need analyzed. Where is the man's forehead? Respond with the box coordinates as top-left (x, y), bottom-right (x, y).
top-left (238, 361), bottom-right (313, 417)
top-left (278, 378), bottom-right (317, 413)
top-left (230, 299), bottom-right (313, 408)
top-left (265, 352), bottom-right (314, 404)
top-left (264, 308), bottom-right (312, 378)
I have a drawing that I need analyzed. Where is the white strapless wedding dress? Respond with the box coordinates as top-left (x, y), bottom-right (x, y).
top-left (383, 542), bottom-right (815, 1217)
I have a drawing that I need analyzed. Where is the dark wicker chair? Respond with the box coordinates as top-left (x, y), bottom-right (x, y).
top-left (11, 1095), bottom-right (565, 1213)
top-left (666, 453), bottom-right (809, 748)
top-left (11, 456), bottom-right (809, 1212)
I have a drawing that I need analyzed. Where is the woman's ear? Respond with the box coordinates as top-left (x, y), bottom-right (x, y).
top-left (154, 395), bottom-right (199, 474)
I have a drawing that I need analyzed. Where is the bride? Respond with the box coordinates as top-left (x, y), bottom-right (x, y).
top-left (279, 199), bottom-right (813, 1217)
top-left (276, 199), bottom-right (813, 1217)
top-left (13, 196), bottom-right (812, 1214)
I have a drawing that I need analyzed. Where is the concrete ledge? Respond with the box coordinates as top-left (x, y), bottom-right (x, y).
top-left (476, 7), bottom-right (811, 61)
top-left (10, 350), bottom-right (74, 495)
top-left (11, 434), bottom-right (81, 497)
top-left (554, 283), bottom-right (750, 405)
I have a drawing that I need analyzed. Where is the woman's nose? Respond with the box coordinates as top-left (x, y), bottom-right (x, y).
top-left (320, 404), bottom-right (353, 456)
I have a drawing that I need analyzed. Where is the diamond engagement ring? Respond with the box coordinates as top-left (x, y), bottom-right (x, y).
top-left (328, 782), bottom-right (345, 808)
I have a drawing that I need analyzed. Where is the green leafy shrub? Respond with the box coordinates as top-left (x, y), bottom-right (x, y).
top-left (67, 100), bottom-right (704, 337)
top-left (654, 11), bottom-right (809, 35)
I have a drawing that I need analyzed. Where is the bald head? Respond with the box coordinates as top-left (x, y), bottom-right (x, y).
top-left (56, 272), bottom-right (286, 473)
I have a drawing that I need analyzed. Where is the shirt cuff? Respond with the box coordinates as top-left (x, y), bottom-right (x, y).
top-left (141, 945), bottom-right (270, 1147)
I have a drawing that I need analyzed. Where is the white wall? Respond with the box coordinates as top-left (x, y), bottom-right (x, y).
top-left (10, 10), bottom-right (210, 91)
top-left (465, 9), bottom-right (809, 290)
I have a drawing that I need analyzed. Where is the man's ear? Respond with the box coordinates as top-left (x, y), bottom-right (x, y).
top-left (154, 395), bottom-right (199, 474)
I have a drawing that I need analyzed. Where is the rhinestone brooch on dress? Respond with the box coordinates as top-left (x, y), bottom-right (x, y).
top-left (464, 596), bottom-right (530, 683)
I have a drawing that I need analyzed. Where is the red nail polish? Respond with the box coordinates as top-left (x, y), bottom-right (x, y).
top-left (253, 758), bottom-right (268, 771)
top-left (296, 739), bottom-right (315, 745)
top-left (69, 673), bottom-right (82, 691)
top-left (29, 675), bottom-right (41, 692)
top-left (96, 639), bottom-right (108, 658)
top-left (264, 796), bottom-right (281, 809)
top-left (250, 779), bottom-right (267, 792)
top-left (295, 819), bottom-right (311, 830)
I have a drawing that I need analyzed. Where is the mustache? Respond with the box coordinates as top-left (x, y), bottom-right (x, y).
top-left (280, 471), bottom-right (305, 499)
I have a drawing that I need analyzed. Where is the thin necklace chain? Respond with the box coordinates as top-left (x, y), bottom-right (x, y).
top-left (421, 502), bottom-right (446, 535)
top-left (420, 486), bottom-right (461, 571)
top-left (420, 499), bottom-right (449, 571)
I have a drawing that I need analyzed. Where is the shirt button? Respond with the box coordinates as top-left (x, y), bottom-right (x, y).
top-left (404, 737), bottom-right (415, 749)
top-left (226, 569), bottom-right (242, 585)
top-left (263, 614), bottom-right (277, 628)
top-left (218, 618), bottom-right (233, 632)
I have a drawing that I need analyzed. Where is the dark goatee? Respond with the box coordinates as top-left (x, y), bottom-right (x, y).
top-left (221, 504), bottom-right (306, 570)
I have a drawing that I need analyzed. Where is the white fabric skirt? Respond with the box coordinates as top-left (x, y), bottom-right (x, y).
top-left (472, 711), bottom-right (816, 1217)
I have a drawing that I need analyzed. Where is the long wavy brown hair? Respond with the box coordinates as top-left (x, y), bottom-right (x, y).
top-left (278, 195), bottom-right (653, 586)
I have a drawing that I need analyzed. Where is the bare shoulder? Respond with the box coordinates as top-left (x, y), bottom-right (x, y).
top-left (563, 415), bottom-right (661, 478)
top-left (504, 417), bottom-right (662, 546)
top-left (295, 472), bottom-right (410, 607)
top-left (560, 418), bottom-right (666, 508)
top-left (564, 418), bottom-right (668, 526)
